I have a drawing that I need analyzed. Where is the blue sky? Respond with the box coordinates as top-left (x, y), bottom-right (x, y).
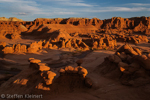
top-left (0, 0), bottom-right (150, 21)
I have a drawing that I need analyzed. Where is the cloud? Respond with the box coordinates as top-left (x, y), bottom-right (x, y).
top-left (127, 3), bottom-right (150, 6)
top-left (78, 7), bottom-right (149, 13)
top-left (0, 0), bottom-right (149, 20)
top-left (0, 0), bottom-right (79, 16)
top-left (14, 12), bottom-right (28, 15)
top-left (0, 0), bottom-right (42, 15)
top-left (61, 2), bottom-right (93, 7)
top-left (40, 0), bottom-right (95, 7)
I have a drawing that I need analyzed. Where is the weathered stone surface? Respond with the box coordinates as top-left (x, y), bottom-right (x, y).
top-left (2, 46), bottom-right (14, 54)
top-left (59, 68), bottom-right (65, 74)
top-left (84, 77), bottom-right (93, 88)
top-left (14, 44), bottom-right (21, 53)
top-left (42, 71), bottom-right (56, 85)
top-left (78, 67), bottom-right (88, 78)
top-left (65, 66), bottom-right (74, 73)
top-left (108, 55), bottom-right (122, 63)
top-left (43, 41), bottom-right (49, 48)
top-left (38, 65), bottom-right (50, 71)
top-left (30, 59), bottom-right (41, 64)
top-left (20, 45), bottom-right (27, 53)
top-left (27, 42), bottom-right (40, 53)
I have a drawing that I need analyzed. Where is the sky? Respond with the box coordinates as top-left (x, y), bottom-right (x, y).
top-left (0, 0), bottom-right (150, 21)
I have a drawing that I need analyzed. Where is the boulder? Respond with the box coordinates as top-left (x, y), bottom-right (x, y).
top-left (59, 68), bottom-right (65, 74)
top-left (117, 44), bottom-right (138, 56)
top-left (118, 62), bottom-right (129, 72)
top-left (78, 67), bottom-right (88, 78)
top-left (76, 59), bottom-right (83, 66)
top-left (30, 59), bottom-right (41, 64)
top-left (2, 46), bottom-right (14, 54)
top-left (84, 77), bottom-right (93, 88)
top-left (42, 71), bottom-right (56, 85)
top-left (108, 54), bottom-right (122, 63)
top-left (133, 47), bottom-right (142, 55)
top-left (65, 66), bottom-right (74, 73)
top-left (38, 65), bottom-right (50, 71)
top-left (128, 62), bottom-right (140, 73)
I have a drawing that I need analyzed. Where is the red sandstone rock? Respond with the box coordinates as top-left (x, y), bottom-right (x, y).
top-left (43, 41), bottom-right (49, 48)
top-left (27, 42), bottom-right (40, 53)
top-left (65, 66), bottom-right (74, 73)
top-left (42, 71), bottom-right (56, 85)
top-left (20, 45), bottom-right (27, 53)
top-left (2, 46), bottom-right (14, 54)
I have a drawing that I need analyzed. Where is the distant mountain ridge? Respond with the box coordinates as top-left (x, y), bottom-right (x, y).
top-left (0, 17), bottom-right (23, 21)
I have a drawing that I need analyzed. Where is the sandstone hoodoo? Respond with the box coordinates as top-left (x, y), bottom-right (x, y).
top-left (0, 57), bottom-right (91, 95)
top-left (95, 44), bottom-right (150, 86)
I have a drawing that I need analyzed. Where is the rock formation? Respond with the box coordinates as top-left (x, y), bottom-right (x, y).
top-left (0, 57), bottom-right (91, 96)
top-left (95, 44), bottom-right (150, 86)
top-left (0, 17), bottom-right (23, 21)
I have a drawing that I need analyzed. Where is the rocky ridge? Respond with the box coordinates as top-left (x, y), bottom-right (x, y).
top-left (96, 44), bottom-right (150, 86)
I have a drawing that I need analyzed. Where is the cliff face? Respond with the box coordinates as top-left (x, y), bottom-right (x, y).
top-left (1, 16), bottom-right (150, 30)
top-left (0, 16), bottom-right (150, 40)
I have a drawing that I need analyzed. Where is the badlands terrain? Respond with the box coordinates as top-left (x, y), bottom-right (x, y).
top-left (0, 16), bottom-right (150, 100)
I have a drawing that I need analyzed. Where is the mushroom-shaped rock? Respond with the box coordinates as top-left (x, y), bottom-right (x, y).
top-left (42, 71), bottom-right (56, 85)
top-left (59, 68), bottom-right (65, 74)
top-left (65, 66), bottom-right (74, 73)
top-left (76, 59), bottom-right (83, 66)
top-left (37, 63), bottom-right (47, 66)
top-left (78, 67), bottom-right (88, 78)
top-left (28, 58), bottom-right (35, 62)
top-left (39, 65), bottom-right (50, 71)
top-left (30, 59), bottom-right (41, 63)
